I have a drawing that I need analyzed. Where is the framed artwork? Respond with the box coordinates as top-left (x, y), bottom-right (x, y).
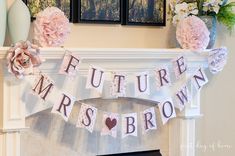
top-left (23, 0), bottom-right (73, 22)
top-left (122, 0), bottom-right (166, 26)
top-left (78, 0), bottom-right (121, 24)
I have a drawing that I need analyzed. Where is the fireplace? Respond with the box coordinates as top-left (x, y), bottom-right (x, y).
top-left (0, 48), bottom-right (208, 156)
top-left (97, 150), bottom-right (162, 156)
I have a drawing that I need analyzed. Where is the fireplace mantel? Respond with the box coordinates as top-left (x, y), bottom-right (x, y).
top-left (0, 48), bottom-right (209, 156)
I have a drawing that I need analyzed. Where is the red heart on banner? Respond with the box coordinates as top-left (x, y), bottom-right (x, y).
top-left (105, 117), bottom-right (117, 130)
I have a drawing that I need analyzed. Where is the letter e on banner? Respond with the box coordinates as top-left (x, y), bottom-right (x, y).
top-left (86, 65), bottom-right (105, 93)
top-left (76, 103), bottom-right (97, 133)
top-left (59, 51), bottom-right (80, 77)
top-left (51, 93), bottom-right (76, 121)
top-left (172, 55), bottom-right (187, 80)
top-left (122, 113), bottom-right (137, 138)
top-left (158, 99), bottom-right (176, 125)
top-left (32, 73), bottom-right (54, 101)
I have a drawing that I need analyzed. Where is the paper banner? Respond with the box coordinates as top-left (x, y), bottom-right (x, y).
top-left (32, 73), bottom-right (54, 101)
top-left (135, 72), bottom-right (150, 96)
top-left (155, 66), bottom-right (171, 89)
top-left (122, 113), bottom-right (138, 138)
top-left (51, 93), bottom-right (76, 121)
top-left (172, 55), bottom-right (187, 80)
top-left (111, 72), bottom-right (126, 97)
top-left (101, 112), bottom-right (119, 138)
top-left (158, 98), bottom-right (176, 125)
top-left (174, 85), bottom-right (190, 111)
top-left (59, 51), bottom-right (81, 77)
top-left (86, 65), bottom-right (105, 93)
top-left (191, 68), bottom-right (208, 91)
top-left (76, 103), bottom-right (97, 133)
top-left (141, 107), bottom-right (157, 134)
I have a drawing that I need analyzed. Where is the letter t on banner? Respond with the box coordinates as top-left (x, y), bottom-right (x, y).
top-left (122, 113), bottom-right (138, 138)
top-left (86, 65), bottom-right (105, 93)
top-left (111, 72), bottom-right (126, 97)
top-left (51, 93), bottom-right (76, 121)
top-left (158, 98), bottom-right (176, 125)
top-left (59, 51), bottom-right (81, 77)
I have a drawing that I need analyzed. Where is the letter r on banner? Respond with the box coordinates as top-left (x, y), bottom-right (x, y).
top-left (155, 66), bottom-right (171, 89)
top-left (51, 93), bottom-right (76, 121)
top-left (141, 107), bottom-right (157, 134)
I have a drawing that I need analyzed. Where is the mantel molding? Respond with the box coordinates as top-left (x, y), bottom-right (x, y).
top-left (0, 47), bottom-right (209, 60)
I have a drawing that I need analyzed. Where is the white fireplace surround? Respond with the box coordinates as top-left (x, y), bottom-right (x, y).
top-left (0, 48), bottom-right (208, 156)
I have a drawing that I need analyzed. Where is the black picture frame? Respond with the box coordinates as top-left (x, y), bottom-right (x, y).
top-left (78, 0), bottom-right (122, 24)
top-left (122, 0), bottom-right (166, 26)
top-left (22, 0), bottom-right (74, 22)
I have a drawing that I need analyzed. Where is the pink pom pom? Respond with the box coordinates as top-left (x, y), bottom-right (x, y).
top-left (176, 15), bottom-right (210, 51)
top-left (34, 7), bottom-right (70, 47)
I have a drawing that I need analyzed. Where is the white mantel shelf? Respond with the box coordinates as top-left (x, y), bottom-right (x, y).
top-left (0, 48), bottom-right (209, 156)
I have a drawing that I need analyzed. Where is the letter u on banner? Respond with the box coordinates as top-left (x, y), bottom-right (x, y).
top-left (135, 72), bottom-right (150, 96)
top-left (159, 98), bottom-right (176, 125)
top-left (76, 103), bottom-right (97, 133)
top-left (122, 113), bottom-right (137, 138)
top-left (86, 65), bottom-right (105, 93)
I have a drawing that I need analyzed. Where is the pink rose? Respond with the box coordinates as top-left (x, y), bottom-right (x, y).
top-left (34, 7), bottom-right (70, 47)
top-left (7, 41), bottom-right (43, 79)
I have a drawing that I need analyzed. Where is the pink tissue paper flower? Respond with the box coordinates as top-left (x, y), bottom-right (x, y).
top-left (6, 41), bottom-right (43, 79)
top-left (34, 7), bottom-right (70, 47)
top-left (176, 15), bottom-right (210, 51)
top-left (208, 47), bottom-right (228, 74)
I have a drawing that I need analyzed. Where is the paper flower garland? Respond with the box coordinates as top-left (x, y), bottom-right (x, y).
top-left (6, 41), bottom-right (43, 79)
top-left (208, 47), bottom-right (228, 74)
top-left (176, 15), bottom-right (210, 51)
top-left (34, 7), bottom-right (70, 47)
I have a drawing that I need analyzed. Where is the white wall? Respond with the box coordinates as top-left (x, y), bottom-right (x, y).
top-left (5, 0), bottom-right (235, 156)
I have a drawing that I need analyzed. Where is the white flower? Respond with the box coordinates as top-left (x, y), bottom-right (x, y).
top-left (203, 0), bottom-right (223, 14)
top-left (175, 2), bottom-right (189, 15)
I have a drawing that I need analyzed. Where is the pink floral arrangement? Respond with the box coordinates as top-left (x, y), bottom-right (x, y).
top-left (208, 47), bottom-right (228, 74)
top-left (176, 15), bottom-right (210, 50)
top-left (6, 41), bottom-right (43, 79)
top-left (34, 7), bottom-right (70, 47)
